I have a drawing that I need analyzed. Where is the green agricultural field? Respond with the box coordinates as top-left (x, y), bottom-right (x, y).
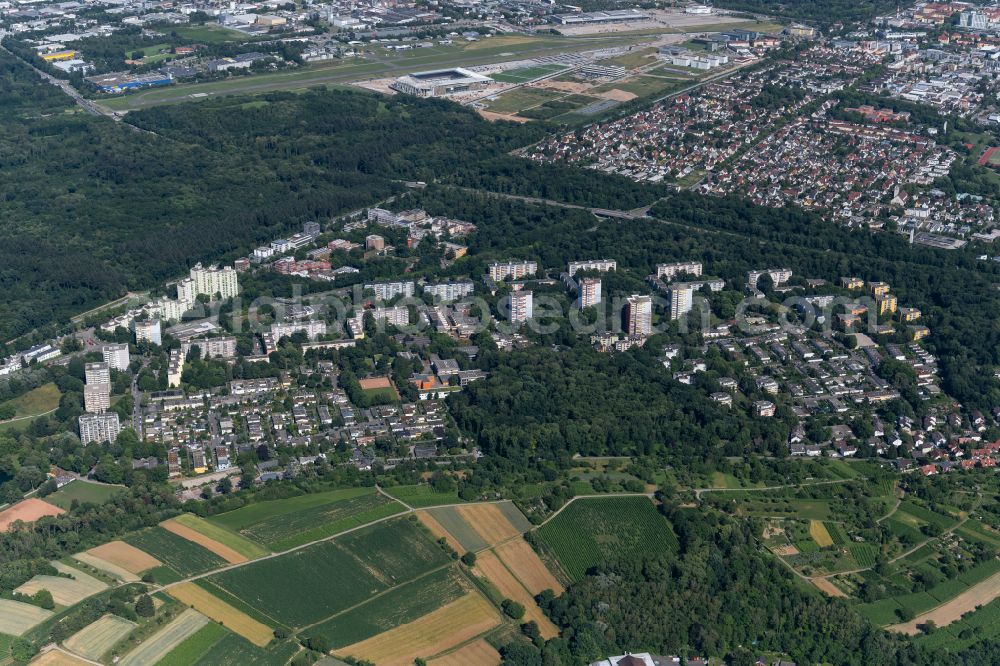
top-left (897, 501), bottom-right (957, 531)
top-left (0, 633), bottom-right (11, 664)
top-left (0, 383), bottom-right (60, 433)
top-left (384, 484), bottom-right (466, 508)
top-left (156, 621), bottom-right (228, 666)
top-left (336, 517), bottom-right (452, 586)
top-left (209, 518), bottom-right (451, 627)
top-left (44, 480), bottom-right (123, 510)
top-left (210, 540), bottom-right (386, 627)
top-left (536, 497), bottom-right (677, 581)
top-left (825, 522), bottom-right (849, 546)
top-left (310, 566), bottom-right (466, 648)
top-left (214, 487), bottom-right (404, 551)
top-left (194, 634), bottom-right (300, 666)
top-left (424, 507), bottom-right (488, 553)
top-left (171, 514), bottom-right (268, 559)
top-left (125, 527), bottom-right (226, 576)
top-left (592, 75), bottom-right (683, 99)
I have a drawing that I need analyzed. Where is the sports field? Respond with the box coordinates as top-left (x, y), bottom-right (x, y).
top-left (336, 592), bottom-right (501, 666)
top-left (124, 527), bottom-right (226, 576)
top-left (168, 583), bottom-right (273, 647)
top-left (208, 486), bottom-right (404, 550)
top-left (44, 481), bottom-right (122, 510)
top-left (310, 566), bottom-right (467, 648)
top-left (63, 614), bottom-right (136, 661)
top-left (537, 496), bottom-right (677, 581)
top-left (0, 598), bottom-right (53, 635)
top-left (491, 64), bottom-right (567, 84)
top-left (0, 498), bottom-right (64, 532)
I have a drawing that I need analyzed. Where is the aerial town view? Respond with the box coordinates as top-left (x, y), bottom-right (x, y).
top-left (6, 0), bottom-right (1000, 664)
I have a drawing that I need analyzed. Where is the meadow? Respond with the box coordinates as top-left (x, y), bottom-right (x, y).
top-left (536, 497), bottom-right (677, 581)
top-left (383, 484), bottom-right (467, 508)
top-left (44, 481), bottom-right (122, 510)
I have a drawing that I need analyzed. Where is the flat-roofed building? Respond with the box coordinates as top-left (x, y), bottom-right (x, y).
top-left (624, 294), bottom-right (652, 336)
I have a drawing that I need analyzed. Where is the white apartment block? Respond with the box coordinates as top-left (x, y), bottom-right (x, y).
top-left (181, 336), bottom-right (238, 359)
top-left (578, 277), bottom-right (602, 308)
top-left (101, 344), bottom-right (130, 371)
top-left (134, 319), bottom-right (162, 346)
top-left (509, 290), bottom-right (533, 324)
top-left (272, 320), bottom-right (327, 341)
top-left (567, 259), bottom-right (616, 277)
top-left (373, 306), bottom-right (410, 327)
top-left (667, 286), bottom-right (694, 320)
top-left (365, 281), bottom-right (415, 300)
top-left (624, 294), bottom-right (652, 337)
top-left (656, 261), bottom-right (703, 280)
top-left (167, 349), bottom-right (184, 388)
top-left (85, 362), bottom-right (110, 386)
top-left (79, 412), bottom-right (121, 445)
top-left (423, 280), bottom-right (474, 302)
top-left (177, 263), bottom-right (240, 301)
top-left (84, 384), bottom-right (111, 413)
top-left (747, 268), bottom-right (793, 289)
top-left (489, 260), bottom-right (537, 282)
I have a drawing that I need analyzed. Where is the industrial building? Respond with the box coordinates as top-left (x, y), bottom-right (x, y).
top-left (550, 9), bottom-right (649, 25)
top-left (391, 68), bottom-right (492, 97)
top-left (85, 71), bottom-right (172, 93)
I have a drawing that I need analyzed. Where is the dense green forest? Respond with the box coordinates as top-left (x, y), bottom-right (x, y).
top-left (712, 0), bottom-right (895, 24)
top-left (0, 49), bottom-right (670, 348)
top-left (506, 503), bottom-right (1000, 665)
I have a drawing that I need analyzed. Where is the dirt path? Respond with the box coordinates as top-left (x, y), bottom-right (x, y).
top-left (889, 567), bottom-right (1000, 634)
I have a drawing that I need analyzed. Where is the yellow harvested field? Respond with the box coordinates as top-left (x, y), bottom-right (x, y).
top-left (168, 582), bottom-right (273, 646)
top-left (0, 498), bottom-right (64, 532)
top-left (338, 593), bottom-right (501, 666)
top-left (63, 614), bottom-right (137, 661)
top-left (0, 598), bottom-right (54, 636)
top-left (86, 540), bottom-right (161, 574)
top-left (160, 519), bottom-right (247, 564)
top-left (417, 511), bottom-right (464, 554)
top-left (428, 639), bottom-right (501, 666)
top-left (475, 551), bottom-right (559, 639)
top-left (72, 552), bottom-right (139, 583)
top-left (494, 539), bottom-right (564, 596)
top-left (456, 504), bottom-right (520, 547)
top-left (599, 88), bottom-right (638, 101)
top-left (809, 521), bottom-right (833, 547)
top-left (890, 570), bottom-right (1000, 634)
top-left (119, 609), bottom-right (208, 666)
top-left (811, 577), bottom-right (847, 598)
top-left (30, 649), bottom-right (94, 666)
top-left (16, 562), bottom-right (107, 607)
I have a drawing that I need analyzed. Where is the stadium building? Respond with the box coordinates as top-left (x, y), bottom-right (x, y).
top-left (391, 68), bottom-right (492, 97)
